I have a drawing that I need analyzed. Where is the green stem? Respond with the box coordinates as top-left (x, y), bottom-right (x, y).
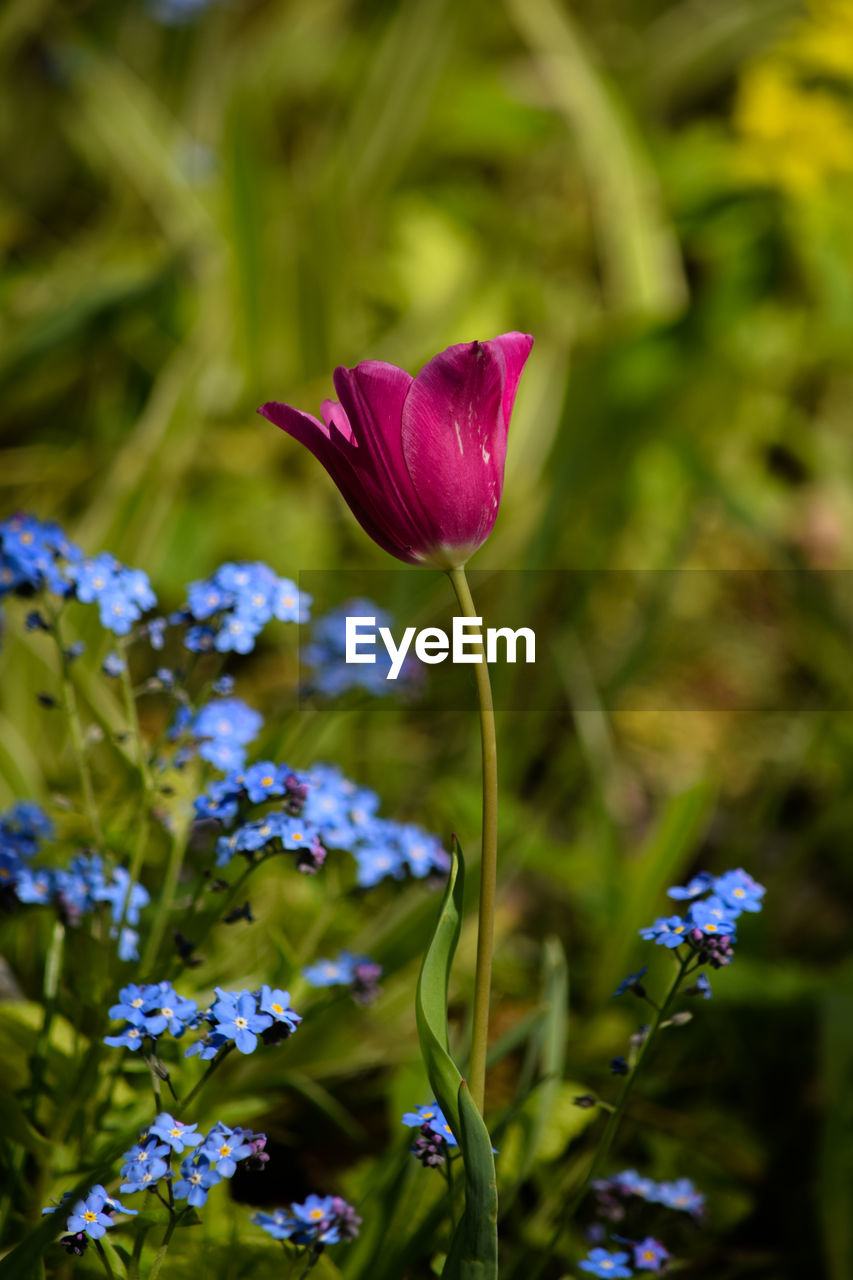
top-left (446, 565), bottom-right (498, 1117)
top-left (165, 851), bottom-right (275, 982)
top-left (28, 918), bottom-right (65, 1121)
top-left (140, 828), bottom-right (187, 976)
top-left (148, 1209), bottom-right (186, 1280)
top-left (128, 1223), bottom-right (150, 1280)
top-left (48, 606), bottom-right (103, 846)
top-left (569, 951), bottom-right (689, 1209)
top-left (145, 1051), bottom-right (163, 1113)
top-left (118, 649), bottom-right (153, 796)
top-left (118, 651), bottom-right (154, 927)
top-left (177, 1042), bottom-right (235, 1112)
top-left (94, 1239), bottom-right (116, 1280)
top-left (296, 1247), bottom-right (321, 1280)
top-left (531, 953), bottom-right (691, 1279)
top-left (443, 1154), bottom-right (458, 1230)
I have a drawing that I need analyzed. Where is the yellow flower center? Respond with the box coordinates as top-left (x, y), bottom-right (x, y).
top-left (272, 1003), bottom-right (283, 1014)
top-left (84, 1211), bottom-right (97, 1223)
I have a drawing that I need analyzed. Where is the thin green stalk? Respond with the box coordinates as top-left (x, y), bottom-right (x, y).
top-left (140, 827), bottom-right (187, 975)
top-left (176, 1043), bottom-right (235, 1112)
top-left (568, 951), bottom-right (690, 1212)
top-left (446, 565), bottom-right (498, 1117)
top-left (28, 919), bottom-right (65, 1121)
top-left (296, 1247), bottom-right (321, 1280)
top-left (93, 1239), bottom-right (116, 1280)
top-left (128, 1223), bottom-right (150, 1280)
top-left (530, 952), bottom-right (691, 1279)
top-left (443, 1154), bottom-right (458, 1230)
top-left (148, 1208), bottom-right (187, 1280)
top-left (165, 850), bottom-right (276, 982)
top-left (145, 1051), bottom-right (163, 1113)
top-left (48, 605), bottom-right (103, 847)
top-left (118, 649), bottom-right (153, 795)
top-left (118, 651), bottom-right (154, 928)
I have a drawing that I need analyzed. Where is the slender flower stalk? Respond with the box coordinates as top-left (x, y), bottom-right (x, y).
top-left (177, 1043), bottom-right (235, 1112)
top-left (28, 920), bottom-right (65, 1122)
top-left (147, 1208), bottom-right (187, 1280)
top-left (48, 604), bottom-right (103, 846)
top-left (93, 1239), bottom-right (116, 1280)
top-left (447, 565), bottom-right (498, 1116)
top-left (261, 335), bottom-right (533, 1115)
top-left (140, 827), bottom-right (188, 976)
top-left (118, 646), bottom-right (155, 939)
top-left (530, 952), bottom-right (692, 1280)
top-left (567, 952), bottom-right (691, 1213)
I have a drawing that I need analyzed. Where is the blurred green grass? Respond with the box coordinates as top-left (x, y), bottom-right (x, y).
top-left (2, 0), bottom-right (853, 1275)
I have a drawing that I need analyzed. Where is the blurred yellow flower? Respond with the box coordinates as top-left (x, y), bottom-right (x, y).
top-left (733, 0), bottom-right (853, 193)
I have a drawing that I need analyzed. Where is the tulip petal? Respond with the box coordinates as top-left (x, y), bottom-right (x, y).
top-left (320, 399), bottom-right (356, 445)
top-left (261, 333), bottom-right (532, 568)
top-left (333, 362), bottom-right (436, 554)
top-left (258, 398), bottom-right (423, 563)
top-left (260, 400), bottom-right (329, 446)
top-left (491, 332), bottom-right (535, 434)
top-left (400, 336), bottom-right (529, 562)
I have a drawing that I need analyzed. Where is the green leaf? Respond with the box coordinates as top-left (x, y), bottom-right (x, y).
top-left (0, 1121), bottom-right (145, 1278)
top-left (175, 1208), bottom-right (203, 1229)
top-left (505, 0), bottom-right (686, 320)
top-left (415, 841), bottom-right (497, 1279)
top-left (0, 1096), bottom-right (53, 1159)
top-left (442, 1081), bottom-right (498, 1279)
top-left (517, 937), bottom-right (569, 1183)
top-left (415, 837), bottom-right (465, 1137)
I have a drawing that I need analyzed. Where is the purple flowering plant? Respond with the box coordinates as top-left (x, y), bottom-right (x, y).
top-left (0, 335), bottom-right (771, 1280)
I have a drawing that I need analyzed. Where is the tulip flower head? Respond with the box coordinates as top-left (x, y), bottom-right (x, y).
top-left (260, 333), bottom-right (533, 569)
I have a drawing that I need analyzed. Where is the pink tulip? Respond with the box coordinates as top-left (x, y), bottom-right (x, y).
top-left (259, 332), bottom-right (533, 569)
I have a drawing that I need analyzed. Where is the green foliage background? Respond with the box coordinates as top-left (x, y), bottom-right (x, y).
top-left (2, 0), bottom-right (853, 1276)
